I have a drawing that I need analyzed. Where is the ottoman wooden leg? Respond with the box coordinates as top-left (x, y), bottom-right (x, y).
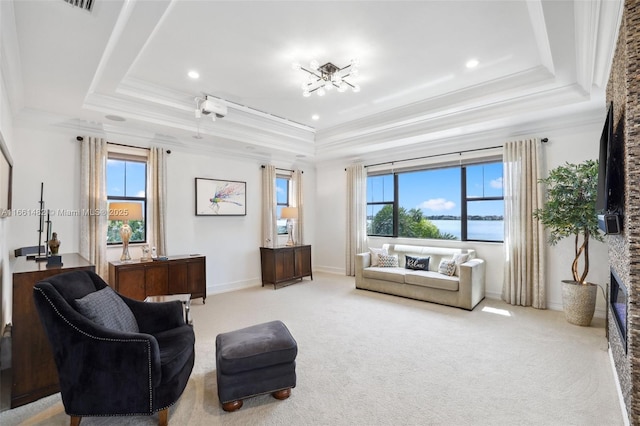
top-left (272, 388), bottom-right (291, 400)
top-left (222, 400), bottom-right (243, 412)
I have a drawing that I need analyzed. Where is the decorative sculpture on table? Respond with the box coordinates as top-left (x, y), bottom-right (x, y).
top-left (48, 232), bottom-right (60, 255)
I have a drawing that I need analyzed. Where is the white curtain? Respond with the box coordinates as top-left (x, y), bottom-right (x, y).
top-left (502, 139), bottom-right (546, 308)
top-left (346, 163), bottom-right (367, 276)
top-left (262, 165), bottom-right (278, 248)
top-left (291, 170), bottom-right (304, 244)
top-left (149, 147), bottom-right (167, 256)
top-left (80, 136), bottom-right (108, 278)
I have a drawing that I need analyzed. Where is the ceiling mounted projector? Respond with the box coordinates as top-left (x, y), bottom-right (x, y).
top-left (195, 96), bottom-right (227, 120)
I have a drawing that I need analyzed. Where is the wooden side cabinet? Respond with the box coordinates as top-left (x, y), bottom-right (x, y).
top-left (11, 253), bottom-right (94, 408)
top-left (260, 245), bottom-right (312, 288)
top-left (109, 255), bottom-right (206, 302)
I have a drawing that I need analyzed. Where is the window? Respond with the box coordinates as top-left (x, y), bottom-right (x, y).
top-left (276, 176), bottom-right (290, 234)
top-left (366, 161), bottom-right (504, 242)
top-left (107, 157), bottom-right (147, 244)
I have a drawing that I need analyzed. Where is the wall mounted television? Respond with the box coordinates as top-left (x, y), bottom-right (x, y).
top-left (596, 101), bottom-right (624, 234)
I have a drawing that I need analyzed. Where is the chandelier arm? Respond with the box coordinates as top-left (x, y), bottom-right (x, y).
top-left (342, 80), bottom-right (356, 89)
top-left (300, 66), bottom-right (322, 80)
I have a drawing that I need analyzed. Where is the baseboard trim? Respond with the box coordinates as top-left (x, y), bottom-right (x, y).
top-left (609, 347), bottom-right (630, 426)
top-left (207, 279), bottom-right (261, 295)
top-left (313, 266), bottom-right (344, 275)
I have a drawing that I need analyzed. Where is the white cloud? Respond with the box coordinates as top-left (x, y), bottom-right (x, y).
top-left (137, 191), bottom-right (145, 197)
top-left (490, 177), bottom-right (503, 189)
top-left (418, 198), bottom-right (456, 211)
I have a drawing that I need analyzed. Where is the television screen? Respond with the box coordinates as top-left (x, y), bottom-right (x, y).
top-left (595, 102), bottom-right (614, 213)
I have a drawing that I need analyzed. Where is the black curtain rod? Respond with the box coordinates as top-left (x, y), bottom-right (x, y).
top-left (261, 165), bottom-right (303, 173)
top-left (362, 138), bottom-right (548, 169)
top-left (75, 136), bottom-right (164, 153)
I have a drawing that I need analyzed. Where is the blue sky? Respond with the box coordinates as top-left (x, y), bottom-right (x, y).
top-left (368, 162), bottom-right (503, 217)
top-left (107, 159), bottom-right (146, 198)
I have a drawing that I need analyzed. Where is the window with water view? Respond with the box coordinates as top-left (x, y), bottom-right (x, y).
top-left (367, 161), bottom-right (504, 242)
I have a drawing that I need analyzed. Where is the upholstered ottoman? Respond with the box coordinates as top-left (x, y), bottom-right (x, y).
top-left (216, 320), bottom-right (297, 412)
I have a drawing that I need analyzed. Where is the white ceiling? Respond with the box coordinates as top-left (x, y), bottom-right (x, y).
top-left (4, 0), bottom-right (623, 164)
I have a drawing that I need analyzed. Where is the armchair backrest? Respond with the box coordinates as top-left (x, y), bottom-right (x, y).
top-left (41, 270), bottom-right (107, 305)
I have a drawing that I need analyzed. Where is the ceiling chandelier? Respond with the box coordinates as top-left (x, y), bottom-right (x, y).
top-left (292, 59), bottom-right (360, 97)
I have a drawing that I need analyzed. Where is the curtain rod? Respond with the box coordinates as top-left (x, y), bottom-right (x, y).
top-left (362, 138), bottom-right (548, 169)
top-left (75, 136), bottom-right (165, 153)
top-left (261, 165), bottom-right (303, 173)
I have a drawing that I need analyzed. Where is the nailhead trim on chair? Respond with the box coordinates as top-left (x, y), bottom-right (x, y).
top-left (34, 287), bottom-right (155, 415)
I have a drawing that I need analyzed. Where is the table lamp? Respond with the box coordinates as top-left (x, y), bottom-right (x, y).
top-left (109, 202), bottom-right (143, 261)
top-left (280, 207), bottom-right (298, 246)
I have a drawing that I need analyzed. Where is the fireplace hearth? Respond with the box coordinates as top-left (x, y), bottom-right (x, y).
top-left (610, 269), bottom-right (628, 353)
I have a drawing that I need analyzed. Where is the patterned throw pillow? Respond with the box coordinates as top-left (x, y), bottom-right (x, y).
top-left (369, 247), bottom-right (388, 267)
top-left (75, 286), bottom-right (139, 333)
top-left (405, 255), bottom-right (430, 271)
top-left (438, 259), bottom-right (456, 276)
top-left (378, 254), bottom-right (399, 268)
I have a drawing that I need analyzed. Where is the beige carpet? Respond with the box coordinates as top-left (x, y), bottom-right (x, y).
top-left (0, 272), bottom-right (624, 425)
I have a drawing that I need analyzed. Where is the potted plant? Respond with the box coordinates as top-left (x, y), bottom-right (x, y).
top-left (533, 160), bottom-right (604, 326)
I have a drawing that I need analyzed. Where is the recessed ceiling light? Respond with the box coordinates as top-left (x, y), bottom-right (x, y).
top-left (188, 70), bottom-right (200, 79)
top-left (466, 59), bottom-right (479, 69)
top-left (311, 114), bottom-right (319, 121)
top-left (105, 114), bottom-right (125, 122)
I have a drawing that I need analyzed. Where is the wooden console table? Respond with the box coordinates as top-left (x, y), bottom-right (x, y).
top-left (260, 245), bottom-right (312, 288)
top-left (109, 255), bottom-right (206, 302)
top-left (11, 253), bottom-right (94, 408)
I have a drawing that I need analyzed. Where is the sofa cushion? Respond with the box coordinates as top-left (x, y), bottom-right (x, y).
top-left (378, 254), bottom-right (399, 267)
top-left (405, 270), bottom-right (460, 291)
top-left (438, 259), bottom-right (456, 276)
top-left (75, 286), bottom-right (139, 333)
top-left (405, 255), bottom-right (430, 271)
top-left (363, 267), bottom-right (407, 283)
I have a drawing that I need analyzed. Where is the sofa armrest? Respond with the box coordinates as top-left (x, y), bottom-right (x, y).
top-left (458, 258), bottom-right (486, 310)
top-left (356, 252), bottom-right (371, 276)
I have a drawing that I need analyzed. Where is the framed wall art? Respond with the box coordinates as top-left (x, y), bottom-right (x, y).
top-left (195, 178), bottom-right (246, 216)
top-left (0, 131), bottom-right (13, 218)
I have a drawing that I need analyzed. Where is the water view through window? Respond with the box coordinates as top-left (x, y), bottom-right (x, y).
top-left (367, 162), bottom-right (504, 241)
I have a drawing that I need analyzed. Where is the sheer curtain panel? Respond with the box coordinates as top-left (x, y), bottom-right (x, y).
top-left (149, 147), bottom-right (167, 256)
top-left (80, 136), bottom-right (108, 278)
top-left (502, 139), bottom-right (546, 308)
top-left (262, 165), bottom-right (278, 248)
top-left (291, 170), bottom-right (304, 244)
top-left (346, 164), bottom-right (367, 276)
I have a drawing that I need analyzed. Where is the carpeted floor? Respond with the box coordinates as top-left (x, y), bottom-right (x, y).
top-left (0, 272), bottom-right (624, 425)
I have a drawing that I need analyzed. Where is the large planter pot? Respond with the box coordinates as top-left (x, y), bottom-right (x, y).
top-left (561, 280), bottom-right (597, 326)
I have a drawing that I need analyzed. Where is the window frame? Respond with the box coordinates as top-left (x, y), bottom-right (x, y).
top-left (106, 154), bottom-right (148, 245)
top-left (366, 159), bottom-right (504, 242)
top-left (276, 174), bottom-right (291, 235)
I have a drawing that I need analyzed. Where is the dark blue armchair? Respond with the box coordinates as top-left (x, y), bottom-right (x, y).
top-left (33, 270), bottom-right (195, 426)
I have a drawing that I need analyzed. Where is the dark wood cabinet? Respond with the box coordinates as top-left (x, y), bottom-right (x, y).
top-left (260, 245), bottom-right (312, 288)
top-left (11, 253), bottom-right (94, 408)
top-left (108, 255), bottom-right (206, 302)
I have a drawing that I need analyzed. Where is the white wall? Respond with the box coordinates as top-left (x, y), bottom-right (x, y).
top-left (314, 119), bottom-right (610, 316)
top-left (0, 0), bottom-right (16, 332)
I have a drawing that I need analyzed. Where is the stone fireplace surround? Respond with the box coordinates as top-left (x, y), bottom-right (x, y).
top-left (606, 0), bottom-right (640, 422)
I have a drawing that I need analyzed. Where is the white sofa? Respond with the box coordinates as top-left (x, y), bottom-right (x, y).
top-left (355, 244), bottom-right (485, 310)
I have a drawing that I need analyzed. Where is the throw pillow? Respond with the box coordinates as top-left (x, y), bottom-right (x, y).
top-left (452, 253), bottom-right (470, 265)
top-left (369, 247), bottom-right (388, 267)
top-left (405, 255), bottom-right (430, 271)
top-left (438, 259), bottom-right (456, 276)
top-left (378, 254), bottom-right (399, 268)
top-left (75, 286), bottom-right (139, 333)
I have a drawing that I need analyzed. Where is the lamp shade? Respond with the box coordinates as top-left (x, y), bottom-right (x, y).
top-left (280, 207), bottom-right (298, 220)
top-left (109, 202), bottom-right (143, 221)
